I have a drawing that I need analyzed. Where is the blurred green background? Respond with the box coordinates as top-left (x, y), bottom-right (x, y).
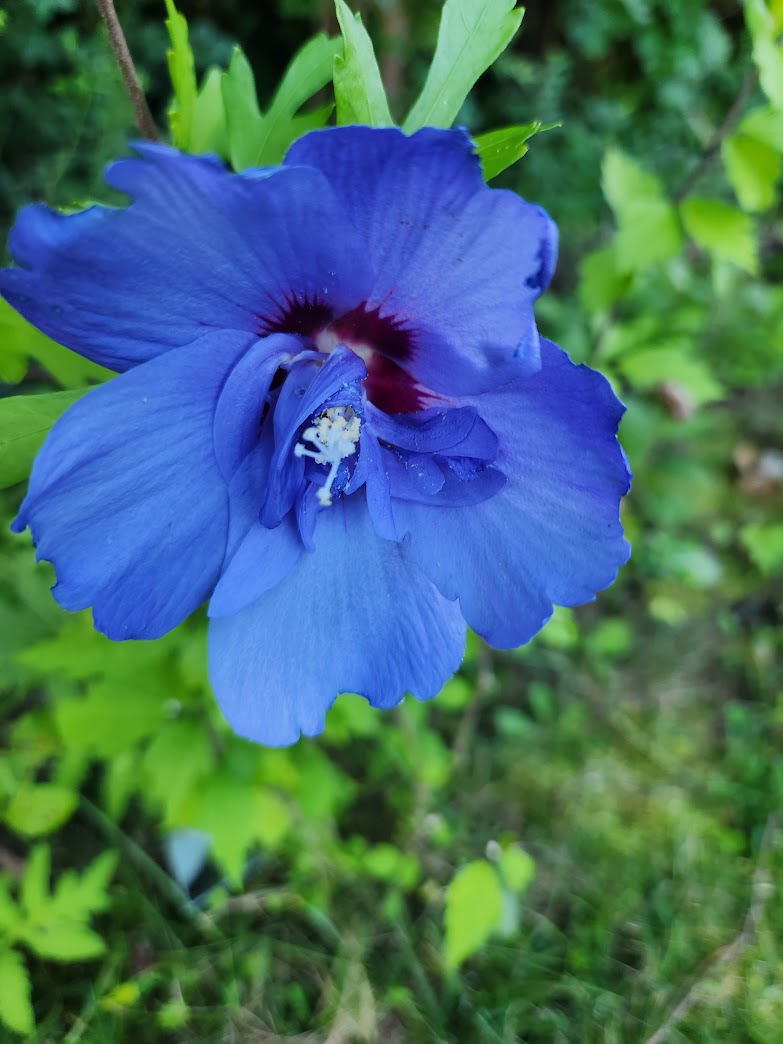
top-left (1, 1), bottom-right (783, 1040)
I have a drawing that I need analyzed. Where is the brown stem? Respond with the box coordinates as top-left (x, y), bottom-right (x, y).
top-left (96, 0), bottom-right (159, 141)
top-left (673, 66), bottom-right (758, 203)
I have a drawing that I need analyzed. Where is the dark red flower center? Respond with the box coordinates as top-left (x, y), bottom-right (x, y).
top-left (260, 297), bottom-right (427, 414)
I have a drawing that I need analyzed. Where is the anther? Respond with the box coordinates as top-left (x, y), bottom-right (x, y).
top-left (294, 407), bottom-right (361, 506)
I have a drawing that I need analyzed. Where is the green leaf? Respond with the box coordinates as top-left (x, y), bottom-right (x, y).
top-left (403, 0), bottom-right (524, 133)
top-left (722, 132), bottom-right (780, 212)
top-left (4, 783), bottom-right (78, 839)
top-left (721, 107), bottom-right (783, 212)
top-left (222, 46), bottom-right (264, 172)
top-left (20, 845), bottom-right (50, 917)
top-left (54, 681), bottom-right (166, 758)
top-left (474, 121), bottom-right (558, 181)
top-left (578, 244), bottom-right (632, 312)
top-left (499, 846), bottom-right (535, 893)
top-left (0, 389), bottom-right (86, 490)
top-left (680, 197), bottom-right (758, 274)
top-left (190, 67), bottom-right (229, 158)
top-left (49, 851), bottom-right (118, 920)
top-left (443, 859), bottom-right (503, 969)
top-left (602, 149), bottom-right (682, 272)
top-left (746, 0), bottom-right (783, 108)
top-left (141, 720), bottom-right (215, 828)
top-left (0, 300), bottom-right (109, 388)
top-left (21, 920), bottom-right (105, 962)
top-left (333, 0), bottom-right (393, 127)
top-left (256, 34), bottom-right (340, 164)
top-left (164, 0), bottom-right (197, 149)
top-left (741, 522), bottom-right (783, 576)
top-left (617, 343), bottom-right (724, 405)
top-left (180, 772), bottom-right (290, 886)
top-left (0, 948), bottom-right (34, 1035)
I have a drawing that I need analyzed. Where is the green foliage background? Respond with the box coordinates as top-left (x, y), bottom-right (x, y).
top-left (1, 0), bottom-right (783, 1040)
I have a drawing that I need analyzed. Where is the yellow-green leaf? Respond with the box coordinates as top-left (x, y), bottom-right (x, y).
top-left (4, 783), bottom-right (78, 839)
top-left (164, 0), bottom-right (197, 149)
top-left (0, 948), bottom-right (34, 1035)
top-left (0, 389), bottom-right (86, 490)
top-left (404, 0), bottom-right (523, 132)
top-left (680, 197), bottom-right (758, 274)
top-left (334, 0), bottom-right (393, 127)
top-left (444, 860), bottom-right (503, 969)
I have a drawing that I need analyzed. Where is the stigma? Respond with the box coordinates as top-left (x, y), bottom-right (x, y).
top-left (294, 406), bottom-right (361, 507)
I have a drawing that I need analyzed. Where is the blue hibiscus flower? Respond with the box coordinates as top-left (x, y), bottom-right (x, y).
top-left (1, 126), bottom-right (630, 745)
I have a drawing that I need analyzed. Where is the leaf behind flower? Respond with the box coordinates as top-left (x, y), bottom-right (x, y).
top-left (0, 389), bottom-right (86, 491)
top-left (403, 0), bottom-right (524, 133)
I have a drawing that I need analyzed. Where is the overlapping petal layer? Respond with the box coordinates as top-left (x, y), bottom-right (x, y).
top-left (392, 340), bottom-right (630, 648)
top-left (208, 493), bottom-right (466, 746)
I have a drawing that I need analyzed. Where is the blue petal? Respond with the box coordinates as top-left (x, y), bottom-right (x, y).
top-left (213, 332), bottom-right (303, 482)
top-left (392, 341), bottom-right (632, 648)
top-left (286, 126), bottom-right (557, 394)
top-left (0, 144), bottom-right (371, 371)
top-left (12, 330), bottom-right (255, 639)
top-left (207, 493), bottom-right (466, 746)
top-left (209, 513), bottom-right (303, 618)
top-left (261, 346), bottom-right (366, 527)
top-left (366, 403), bottom-right (478, 453)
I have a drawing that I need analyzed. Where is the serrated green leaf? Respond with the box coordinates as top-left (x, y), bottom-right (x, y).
top-left (190, 67), bottom-right (229, 158)
top-left (474, 121), bottom-right (558, 180)
top-left (21, 919), bottom-right (105, 962)
top-left (5, 783), bottom-right (77, 838)
top-left (255, 34), bottom-right (340, 164)
top-left (0, 947), bottom-right (34, 1035)
top-left (164, 0), bottom-right (197, 149)
top-left (403, 0), bottom-right (524, 132)
top-left (222, 46), bottom-right (264, 171)
top-left (602, 149), bottom-right (681, 272)
top-left (0, 389), bottom-right (86, 490)
top-left (180, 773), bottom-right (290, 886)
top-left (49, 852), bottom-right (117, 921)
top-left (443, 859), bottom-right (503, 969)
top-left (334, 0), bottom-right (393, 127)
top-left (680, 197), bottom-right (758, 274)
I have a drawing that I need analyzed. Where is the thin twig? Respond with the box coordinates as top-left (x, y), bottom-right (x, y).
top-left (96, 0), bottom-right (160, 141)
top-left (644, 814), bottom-right (778, 1044)
top-left (673, 66), bottom-right (758, 203)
